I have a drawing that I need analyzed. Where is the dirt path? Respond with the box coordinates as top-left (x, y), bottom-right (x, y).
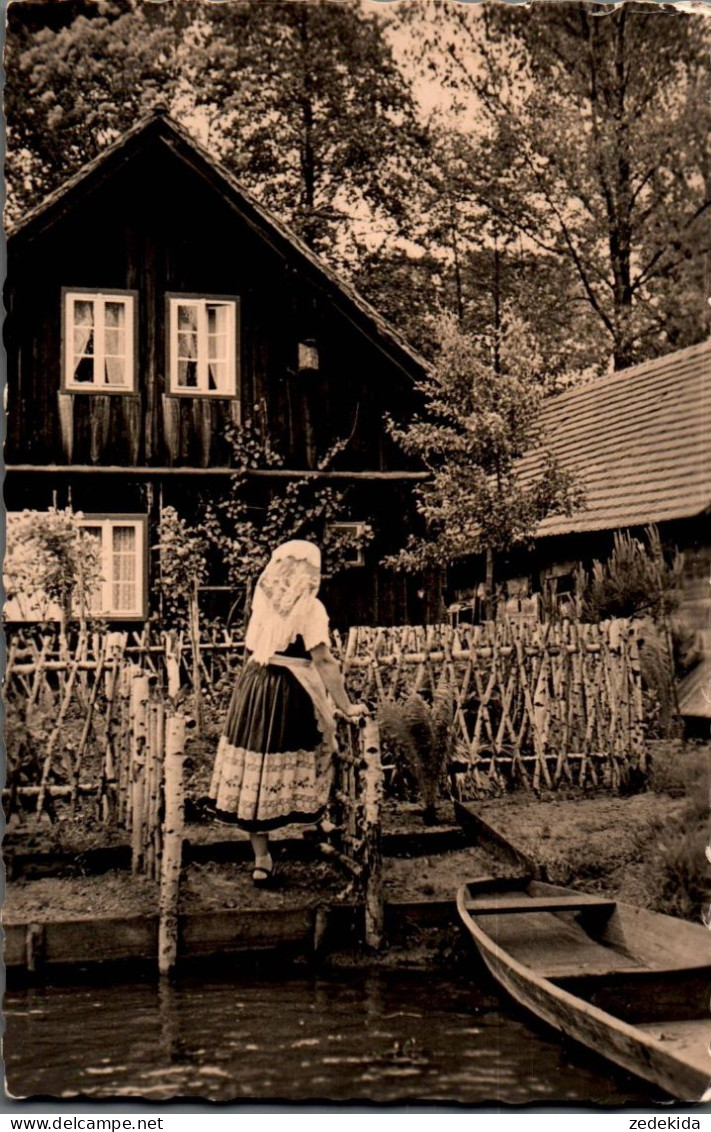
top-left (4, 791), bottom-right (684, 925)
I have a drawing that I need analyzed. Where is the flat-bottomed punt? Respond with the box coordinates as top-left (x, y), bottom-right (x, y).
top-left (457, 877), bottom-right (711, 1101)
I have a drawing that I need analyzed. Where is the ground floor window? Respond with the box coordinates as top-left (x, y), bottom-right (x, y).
top-left (543, 562), bottom-right (579, 618)
top-left (79, 516), bottom-right (147, 618)
top-left (4, 512), bottom-right (147, 622)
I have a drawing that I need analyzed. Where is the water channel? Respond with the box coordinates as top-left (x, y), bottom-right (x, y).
top-left (5, 967), bottom-right (656, 1105)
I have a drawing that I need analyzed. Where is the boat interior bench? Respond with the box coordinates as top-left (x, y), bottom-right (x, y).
top-left (463, 894), bottom-right (617, 916)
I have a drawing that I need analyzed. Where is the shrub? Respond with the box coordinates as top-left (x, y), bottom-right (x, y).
top-left (648, 740), bottom-right (710, 803)
top-left (640, 741), bottom-right (710, 920)
top-left (580, 526), bottom-right (682, 624)
top-left (377, 685), bottom-right (455, 823)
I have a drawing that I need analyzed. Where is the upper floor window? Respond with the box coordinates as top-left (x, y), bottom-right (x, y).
top-left (167, 294), bottom-right (239, 397)
top-left (63, 289), bottom-right (137, 393)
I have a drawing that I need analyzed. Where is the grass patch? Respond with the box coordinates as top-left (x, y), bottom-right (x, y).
top-left (634, 740), bottom-right (710, 920)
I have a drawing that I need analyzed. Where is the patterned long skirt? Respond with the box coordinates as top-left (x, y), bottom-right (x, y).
top-left (210, 661), bottom-right (334, 832)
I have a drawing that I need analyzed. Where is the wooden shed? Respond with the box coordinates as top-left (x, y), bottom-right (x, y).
top-left (451, 339), bottom-right (711, 638)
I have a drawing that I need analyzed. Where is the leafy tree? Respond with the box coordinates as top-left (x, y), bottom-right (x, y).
top-left (391, 120), bottom-right (606, 380)
top-left (200, 420), bottom-right (372, 630)
top-left (5, 0), bottom-right (423, 267)
top-left (183, 0), bottom-right (423, 259)
top-left (385, 313), bottom-right (584, 614)
top-left (5, 508), bottom-right (103, 634)
top-left (392, 1), bottom-right (711, 370)
top-left (5, 0), bottom-right (185, 220)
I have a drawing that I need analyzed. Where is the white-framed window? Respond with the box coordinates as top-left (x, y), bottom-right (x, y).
top-left (4, 513), bottom-right (147, 622)
top-left (167, 294), bottom-right (239, 397)
top-left (79, 517), bottom-right (147, 619)
top-left (63, 289), bottom-right (137, 393)
top-left (328, 521), bottom-right (368, 567)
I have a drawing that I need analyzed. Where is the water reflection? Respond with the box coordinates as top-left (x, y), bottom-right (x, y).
top-left (5, 968), bottom-right (653, 1104)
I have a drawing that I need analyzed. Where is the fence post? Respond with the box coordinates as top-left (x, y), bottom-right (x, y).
top-left (627, 624), bottom-right (647, 774)
top-left (158, 710), bottom-right (187, 977)
top-left (360, 717), bottom-right (384, 950)
top-left (130, 672), bottom-right (150, 873)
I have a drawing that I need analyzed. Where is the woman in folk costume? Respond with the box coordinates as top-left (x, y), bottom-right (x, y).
top-left (210, 539), bottom-right (366, 885)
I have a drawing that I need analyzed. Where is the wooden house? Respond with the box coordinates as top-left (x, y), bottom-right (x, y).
top-left (450, 339), bottom-right (711, 636)
top-left (4, 110), bottom-right (433, 630)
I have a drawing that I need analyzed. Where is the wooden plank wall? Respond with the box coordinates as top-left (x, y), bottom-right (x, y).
top-left (7, 146), bottom-right (418, 474)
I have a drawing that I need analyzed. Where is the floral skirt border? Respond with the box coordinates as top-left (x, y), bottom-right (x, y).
top-left (211, 737), bottom-right (333, 833)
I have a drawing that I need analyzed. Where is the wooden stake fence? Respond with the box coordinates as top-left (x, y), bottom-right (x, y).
top-left (341, 619), bottom-right (647, 795)
top-left (4, 627), bottom-right (242, 822)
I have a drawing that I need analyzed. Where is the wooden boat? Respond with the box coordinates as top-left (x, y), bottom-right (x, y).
top-left (457, 876), bottom-right (711, 1101)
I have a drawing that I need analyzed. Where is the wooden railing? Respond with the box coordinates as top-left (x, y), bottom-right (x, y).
top-left (327, 717), bottom-right (383, 948)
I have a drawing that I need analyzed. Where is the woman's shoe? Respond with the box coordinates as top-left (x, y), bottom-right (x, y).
top-left (252, 857), bottom-right (275, 887)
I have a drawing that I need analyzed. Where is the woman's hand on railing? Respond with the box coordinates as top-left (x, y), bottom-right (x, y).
top-left (344, 702), bottom-right (369, 722)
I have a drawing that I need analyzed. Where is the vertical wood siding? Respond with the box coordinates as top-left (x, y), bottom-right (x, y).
top-left (7, 145), bottom-right (417, 473)
top-left (6, 138), bottom-right (424, 626)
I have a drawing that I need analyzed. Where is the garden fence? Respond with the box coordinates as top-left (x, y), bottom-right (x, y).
top-left (4, 626), bottom-right (384, 954)
top-left (5, 616), bottom-right (647, 814)
top-left (340, 618), bottom-right (646, 793)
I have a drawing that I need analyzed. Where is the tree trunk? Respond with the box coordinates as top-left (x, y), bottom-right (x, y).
top-left (297, 7), bottom-right (317, 248)
top-left (492, 226), bottom-right (501, 374)
top-left (611, 9), bottom-right (634, 370)
top-left (585, 9), bottom-right (635, 370)
top-left (485, 547), bottom-right (495, 621)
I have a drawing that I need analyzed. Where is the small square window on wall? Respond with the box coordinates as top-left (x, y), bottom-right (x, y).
top-left (167, 294), bottom-right (240, 398)
top-left (328, 522), bottom-right (367, 567)
top-left (63, 289), bottom-right (138, 393)
top-left (298, 339), bottom-right (319, 375)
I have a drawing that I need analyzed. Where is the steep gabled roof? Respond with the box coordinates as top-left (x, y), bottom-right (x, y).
top-left (7, 110), bottom-right (431, 384)
top-left (521, 339), bottom-right (711, 537)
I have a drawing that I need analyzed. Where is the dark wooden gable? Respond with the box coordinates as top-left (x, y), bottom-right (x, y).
top-left (6, 114), bottom-right (426, 472)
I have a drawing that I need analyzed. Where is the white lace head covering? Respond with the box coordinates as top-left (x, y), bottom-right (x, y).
top-left (245, 539), bottom-right (322, 664)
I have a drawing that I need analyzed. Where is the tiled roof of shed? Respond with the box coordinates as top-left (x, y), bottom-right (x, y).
top-left (521, 339), bottom-right (711, 538)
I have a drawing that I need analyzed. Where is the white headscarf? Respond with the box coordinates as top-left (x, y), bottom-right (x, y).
top-left (245, 540), bottom-right (322, 664)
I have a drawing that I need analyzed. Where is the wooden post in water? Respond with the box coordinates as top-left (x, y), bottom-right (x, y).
top-left (188, 580), bottom-right (204, 735)
top-left (361, 717), bottom-right (384, 950)
top-left (158, 711), bottom-right (188, 977)
top-left (130, 671), bottom-right (150, 873)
